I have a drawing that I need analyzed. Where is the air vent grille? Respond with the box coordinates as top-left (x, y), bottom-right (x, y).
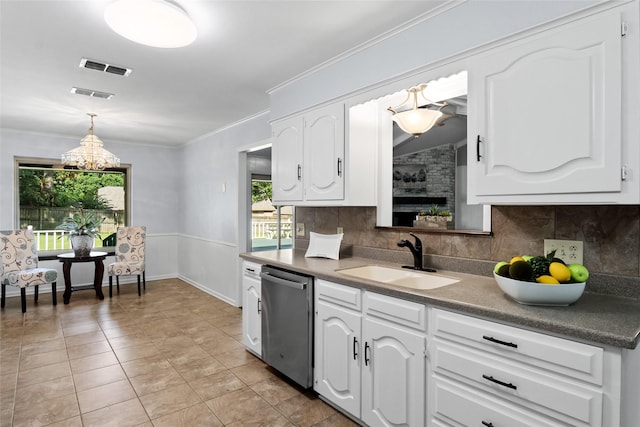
top-left (79, 58), bottom-right (132, 76)
top-left (71, 87), bottom-right (114, 100)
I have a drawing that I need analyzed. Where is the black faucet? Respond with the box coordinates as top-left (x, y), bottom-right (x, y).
top-left (397, 233), bottom-right (436, 272)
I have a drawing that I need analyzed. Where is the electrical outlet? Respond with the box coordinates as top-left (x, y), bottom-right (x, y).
top-left (337, 227), bottom-right (344, 234)
top-left (543, 239), bottom-right (583, 265)
top-left (296, 223), bottom-right (305, 237)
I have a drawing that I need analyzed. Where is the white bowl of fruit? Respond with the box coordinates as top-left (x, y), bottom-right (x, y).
top-left (493, 253), bottom-right (588, 306)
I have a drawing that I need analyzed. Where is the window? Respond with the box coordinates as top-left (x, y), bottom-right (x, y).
top-left (16, 158), bottom-right (129, 253)
top-left (251, 177), bottom-right (292, 252)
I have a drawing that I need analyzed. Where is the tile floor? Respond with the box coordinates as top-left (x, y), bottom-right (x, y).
top-left (0, 278), bottom-right (359, 426)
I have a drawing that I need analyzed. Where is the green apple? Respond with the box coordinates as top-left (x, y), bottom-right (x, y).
top-left (567, 263), bottom-right (589, 283)
top-left (522, 255), bottom-right (533, 262)
top-left (493, 261), bottom-right (509, 274)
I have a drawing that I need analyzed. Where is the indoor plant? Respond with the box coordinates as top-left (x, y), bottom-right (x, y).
top-left (56, 202), bottom-right (104, 257)
top-left (415, 205), bottom-right (453, 229)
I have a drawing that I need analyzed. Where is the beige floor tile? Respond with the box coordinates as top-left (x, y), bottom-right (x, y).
top-left (172, 355), bottom-right (226, 382)
top-left (205, 387), bottom-right (273, 425)
top-left (164, 345), bottom-right (211, 366)
top-left (69, 350), bottom-right (119, 374)
top-left (81, 397), bottom-right (150, 427)
top-left (73, 364), bottom-right (127, 391)
top-left (20, 348), bottom-right (68, 370)
top-left (120, 354), bottom-right (172, 378)
top-left (20, 337), bottom-right (66, 356)
top-left (108, 333), bottom-right (153, 349)
top-left (151, 402), bottom-right (223, 427)
top-left (12, 393), bottom-right (80, 427)
top-left (250, 376), bottom-right (303, 406)
top-left (310, 412), bottom-right (360, 427)
top-left (20, 330), bottom-right (64, 345)
top-left (63, 322), bottom-right (101, 337)
top-left (113, 342), bottom-right (160, 363)
top-left (64, 331), bottom-right (107, 348)
top-left (0, 372), bottom-right (17, 392)
top-left (215, 347), bottom-right (260, 369)
top-left (231, 360), bottom-right (276, 386)
top-left (129, 365), bottom-right (186, 396)
top-left (275, 393), bottom-right (336, 427)
top-left (44, 415), bottom-right (83, 426)
top-left (17, 361), bottom-right (71, 388)
top-left (189, 370), bottom-right (245, 400)
top-left (139, 383), bottom-right (202, 419)
top-left (67, 339), bottom-right (112, 359)
top-left (14, 375), bottom-right (75, 403)
top-left (77, 378), bottom-right (137, 413)
top-left (199, 335), bottom-right (244, 355)
top-left (226, 412), bottom-right (294, 427)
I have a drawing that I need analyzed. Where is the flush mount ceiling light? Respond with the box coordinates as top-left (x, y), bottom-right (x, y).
top-left (62, 114), bottom-right (120, 171)
top-left (387, 84), bottom-right (446, 137)
top-left (104, 0), bottom-right (197, 48)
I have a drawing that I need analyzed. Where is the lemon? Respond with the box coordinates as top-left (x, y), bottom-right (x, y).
top-left (549, 262), bottom-right (571, 283)
top-left (510, 256), bottom-right (525, 264)
top-left (536, 275), bottom-right (560, 285)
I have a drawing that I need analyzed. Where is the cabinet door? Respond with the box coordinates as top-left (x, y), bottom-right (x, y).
top-left (362, 316), bottom-right (426, 427)
top-left (304, 103), bottom-right (345, 201)
top-left (468, 10), bottom-right (622, 200)
top-left (242, 273), bottom-right (262, 356)
top-left (272, 116), bottom-right (304, 202)
top-left (314, 300), bottom-right (362, 418)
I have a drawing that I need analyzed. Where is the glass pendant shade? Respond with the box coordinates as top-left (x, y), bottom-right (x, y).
top-left (104, 0), bottom-right (197, 48)
top-left (393, 109), bottom-right (443, 137)
top-left (62, 115), bottom-right (120, 171)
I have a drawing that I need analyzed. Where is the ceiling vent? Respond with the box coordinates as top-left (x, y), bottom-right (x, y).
top-left (71, 87), bottom-right (114, 100)
top-left (79, 58), bottom-right (132, 76)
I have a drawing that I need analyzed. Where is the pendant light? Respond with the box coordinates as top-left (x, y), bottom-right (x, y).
top-left (61, 114), bottom-right (120, 171)
top-left (388, 84), bottom-right (446, 137)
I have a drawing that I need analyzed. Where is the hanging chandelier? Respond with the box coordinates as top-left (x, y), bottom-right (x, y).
top-left (388, 84), bottom-right (447, 137)
top-left (61, 114), bottom-right (120, 171)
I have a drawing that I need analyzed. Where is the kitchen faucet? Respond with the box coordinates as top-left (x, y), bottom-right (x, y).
top-left (397, 233), bottom-right (436, 272)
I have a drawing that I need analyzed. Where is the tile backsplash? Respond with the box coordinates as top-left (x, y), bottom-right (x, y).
top-left (295, 205), bottom-right (640, 296)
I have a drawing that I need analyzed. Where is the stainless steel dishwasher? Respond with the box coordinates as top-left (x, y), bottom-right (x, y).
top-left (260, 265), bottom-right (314, 388)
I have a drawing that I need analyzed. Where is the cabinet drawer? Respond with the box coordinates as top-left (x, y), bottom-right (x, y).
top-left (431, 308), bottom-right (603, 385)
top-left (364, 291), bottom-right (426, 330)
top-left (431, 375), bottom-right (561, 427)
top-left (432, 341), bottom-right (603, 426)
top-left (316, 279), bottom-right (361, 310)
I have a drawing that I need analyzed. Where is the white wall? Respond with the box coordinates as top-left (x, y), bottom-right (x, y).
top-left (177, 112), bottom-right (271, 305)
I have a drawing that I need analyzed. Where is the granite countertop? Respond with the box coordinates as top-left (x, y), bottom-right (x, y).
top-left (241, 249), bottom-right (640, 350)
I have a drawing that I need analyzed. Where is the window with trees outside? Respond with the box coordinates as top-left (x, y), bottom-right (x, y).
top-left (251, 178), bottom-right (292, 251)
top-left (16, 159), bottom-right (129, 254)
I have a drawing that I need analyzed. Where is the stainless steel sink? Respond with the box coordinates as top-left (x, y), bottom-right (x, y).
top-left (337, 265), bottom-right (459, 290)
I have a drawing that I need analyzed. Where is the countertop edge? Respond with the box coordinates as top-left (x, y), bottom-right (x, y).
top-left (240, 250), bottom-right (640, 350)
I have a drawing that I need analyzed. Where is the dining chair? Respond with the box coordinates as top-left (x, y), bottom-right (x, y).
top-left (1, 230), bottom-right (58, 313)
top-left (108, 226), bottom-right (146, 297)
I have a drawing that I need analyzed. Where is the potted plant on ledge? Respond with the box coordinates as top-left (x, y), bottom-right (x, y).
top-left (414, 205), bottom-right (453, 229)
top-left (56, 202), bottom-right (104, 257)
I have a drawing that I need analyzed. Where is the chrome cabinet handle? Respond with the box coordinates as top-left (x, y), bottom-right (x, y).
top-left (482, 421), bottom-right (494, 427)
top-left (476, 135), bottom-right (482, 162)
top-left (337, 158), bottom-right (343, 177)
top-left (297, 164), bottom-right (302, 180)
top-left (257, 298), bottom-right (261, 314)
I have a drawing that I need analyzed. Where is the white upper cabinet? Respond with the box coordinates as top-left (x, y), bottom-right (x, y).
top-left (272, 116), bottom-right (304, 202)
top-left (467, 6), bottom-right (635, 204)
top-left (272, 102), bottom-right (376, 206)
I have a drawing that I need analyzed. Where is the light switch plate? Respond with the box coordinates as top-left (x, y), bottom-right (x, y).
top-left (296, 223), bottom-right (305, 237)
top-left (543, 239), bottom-right (583, 265)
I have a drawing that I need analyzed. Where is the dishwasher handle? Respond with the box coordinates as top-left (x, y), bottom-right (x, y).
top-left (260, 272), bottom-right (307, 290)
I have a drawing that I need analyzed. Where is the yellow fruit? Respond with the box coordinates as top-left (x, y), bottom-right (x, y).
top-left (510, 256), bottom-right (525, 264)
top-left (536, 275), bottom-right (560, 285)
top-left (549, 262), bottom-right (571, 283)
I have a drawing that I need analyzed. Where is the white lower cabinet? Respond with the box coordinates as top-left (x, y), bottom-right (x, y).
top-left (314, 279), bottom-right (426, 426)
top-left (241, 261), bottom-right (262, 356)
top-left (428, 308), bottom-right (621, 427)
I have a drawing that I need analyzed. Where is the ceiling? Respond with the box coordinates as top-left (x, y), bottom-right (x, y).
top-left (0, 0), bottom-right (449, 148)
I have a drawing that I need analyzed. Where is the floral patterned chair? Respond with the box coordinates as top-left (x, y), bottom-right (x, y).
top-left (1, 230), bottom-right (57, 313)
top-left (108, 226), bottom-right (146, 297)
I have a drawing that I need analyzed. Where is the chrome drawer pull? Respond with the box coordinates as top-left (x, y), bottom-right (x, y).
top-left (482, 374), bottom-right (517, 390)
top-left (353, 337), bottom-right (358, 360)
top-left (482, 335), bottom-right (518, 348)
top-left (364, 342), bottom-right (371, 366)
top-left (481, 422), bottom-right (494, 427)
